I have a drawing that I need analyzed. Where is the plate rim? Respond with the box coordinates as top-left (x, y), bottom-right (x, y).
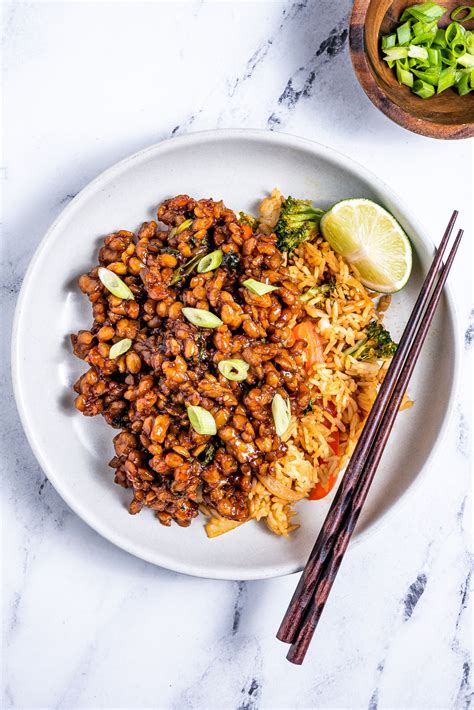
top-left (11, 128), bottom-right (462, 580)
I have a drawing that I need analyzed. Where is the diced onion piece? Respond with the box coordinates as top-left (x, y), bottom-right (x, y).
top-left (186, 405), bottom-right (217, 435)
top-left (197, 250), bottom-right (223, 273)
top-left (205, 517), bottom-right (245, 538)
top-left (98, 267), bottom-right (135, 300)
top-left (243, 278), bottom-right (279, 295)
top-left (272, 393), bottom-right (291, 437)
top-left (182, 307), bottom-right (223, 328)
top-left (218, 359), bottom-right (250, 382)
top-left (109, 338), bottom-right (132, 359)
top-left (257, 474), bottom-right (305, 502)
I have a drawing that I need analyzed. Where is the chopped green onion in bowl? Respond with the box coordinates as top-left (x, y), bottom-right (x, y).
top-left (186, 405), bottom-right (217, 436)
top-left (109, 338), bottom-right (132, 359)
top-left (197, 250), bottom-right (223, 273)
top-left (243, 278), bottom-right (279, 296)
top-left (98, 267), bottom-right (135, 300)
top-left (272, 393), bottom-right (292, 437)
top-left (380, 3), bottom-right (474, 97)
top-left (182, 307), bottom-right (223, 328)
top-left (218, 359), bottom-right (250, 382)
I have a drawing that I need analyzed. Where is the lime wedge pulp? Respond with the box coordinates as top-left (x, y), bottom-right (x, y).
top-left (320, 199), bottom-right (412, 293)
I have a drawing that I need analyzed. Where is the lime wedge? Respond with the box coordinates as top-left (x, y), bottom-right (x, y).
top-left (320, 199), bottom-right (412, 293)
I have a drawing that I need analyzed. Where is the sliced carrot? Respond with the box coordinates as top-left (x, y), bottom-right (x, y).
top-left (308, 473), bottom-right (338, 500)
top-left (241, 223), bottom-right (254, 239)
top-left (292, 320), bottom-right (325, 370)
top-left (323, 401), bottom-right (339, 455)
top-left (308, 400), bottom-right (340, 499)
top-left (327, 428), bottom-right (340, 456)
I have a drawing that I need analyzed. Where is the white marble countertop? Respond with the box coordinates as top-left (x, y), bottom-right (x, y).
top-left (2, 2), bottom-right (472, 708)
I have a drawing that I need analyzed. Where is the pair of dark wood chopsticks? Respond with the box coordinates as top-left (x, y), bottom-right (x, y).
top-left (277, 211), bottom-right (463, 665)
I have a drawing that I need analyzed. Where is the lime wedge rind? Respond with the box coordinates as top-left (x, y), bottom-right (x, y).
top-left (320, 198), bottom-right (412, 294)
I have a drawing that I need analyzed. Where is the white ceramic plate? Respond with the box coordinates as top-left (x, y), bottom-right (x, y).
top-left (12, 130), bottom-right (460, 580)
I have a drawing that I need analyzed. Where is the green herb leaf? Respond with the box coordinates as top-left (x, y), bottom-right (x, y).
top-left (200, 443), bottom-right (216, 466)
top-left (221, 252), bottom-right (240, 271)
top-left (170, 247), bottom-right (207, 286)
top-left (303, 398), bottom-right (314, 415)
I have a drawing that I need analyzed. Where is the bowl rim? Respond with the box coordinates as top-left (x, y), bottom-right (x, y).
top-left (11, 128), bottom-right (462, 579)
top-left (349, 0), bottom-right (474, 140)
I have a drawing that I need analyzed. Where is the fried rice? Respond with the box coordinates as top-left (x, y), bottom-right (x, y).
top-left (206, 189), bottom-right (412, 537)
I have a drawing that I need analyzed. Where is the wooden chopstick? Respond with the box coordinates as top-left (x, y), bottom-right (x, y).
top-left (277, 211), bottom-right (459, 646)
top-left (284, 226), bottom-right (464, 665)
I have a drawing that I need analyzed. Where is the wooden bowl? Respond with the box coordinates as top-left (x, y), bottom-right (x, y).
top-left (350, 0), bottom-right (474, 139)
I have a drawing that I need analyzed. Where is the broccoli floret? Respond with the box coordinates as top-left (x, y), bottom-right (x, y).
top-left (344, 321), bottom-right (398, 361)
top-left (239, 212), bottom-right (258, 231)
top-left (300, 276), bottom-right (336, 302)
top-left (275, 196), bottom-right (325, 252)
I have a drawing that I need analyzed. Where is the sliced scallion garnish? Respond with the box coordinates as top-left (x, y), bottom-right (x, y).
top-left (413, 78), bottom-right (436, 97)
top-left (182, 307), bottom-right (223, 329)
top-left (243, 278), bottom-right (279, 296)
top-left (437, 66), bottom-right (456, 92)
top-left (451, 6), bottom-right (474, 22)
top-left (217, 359), bottom-right (250, 382)
top-left (170, 247), bottom-right (207, 286)
top-left (400, 3), bottom-right (445, 23)
top-left (457, 52), bottom-right (474, 68)
top-left (186, 405), bottom-right (217, 436)
top-left (271, 393), bottom-right (292, 438)
top-left (109, 338), bottom-right (132, 359)
top-left (397, 21), bottom-right (412, 45)
top-left (98, 267), bottom-right (135, 300)
top-left (397, 64), bottom-right (415, 86)
top-left (197, 250), bottom-right (223, 273)
top-left (408, 44), bottom-right (429, 60)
